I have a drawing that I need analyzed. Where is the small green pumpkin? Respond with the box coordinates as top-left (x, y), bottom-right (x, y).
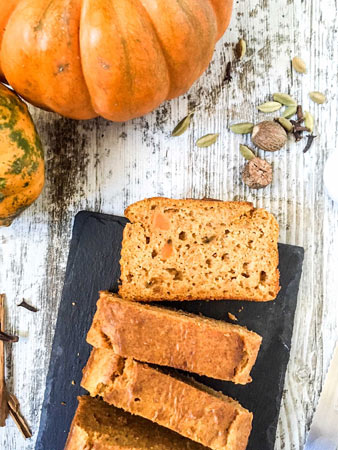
top-left (0, 83), bottom-right (44, 226)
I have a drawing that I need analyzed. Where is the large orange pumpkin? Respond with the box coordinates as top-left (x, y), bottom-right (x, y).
top-left (0, 0), bottom-right (233, 122)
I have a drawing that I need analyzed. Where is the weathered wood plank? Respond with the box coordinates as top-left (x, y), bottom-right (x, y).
top-left (0, 0), bottom-right (337, 448)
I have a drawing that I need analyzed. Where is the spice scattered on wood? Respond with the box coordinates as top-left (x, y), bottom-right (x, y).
top-left (304, 111), bottom-right (314, 132)
top-left (0, 294), bottom-right (31, 438)
top-left (309, 91), bottom-right (326, 104)
top-left (303, 134), bottom-right (317, 153)
top-left (230, 122), bottom-right (254, 134)
top-left (257, 101), bottom-right (282, 113)
top-left (235, 38), bottom-right (246, 60)
top-left (18, 299), bottom-right (38, 313)
top-left (275, 117), bottom-right (293, 132)
top-left (0, 295), bottom-right (9, 427)
top-left (239, 144), bottom-right (255, 161)
top-left (242, 157), bottom-right (273, 189)
top-left (282, 105), bottom-right (297, 119)
top-left (252, 121), bottom-right (287, 151)
top-left (224, 62), bottom-right (232, 83)
top-left (195, 133), bottom-right (219, 148)
top-left (288, 106), bottom-right (311, 142)
top-left (296, 105), bottom-right (304, 122)
top-left (292, 56), bottom-right (307, 74)
top-left (0, 331), bottom-right (19, 343)
top-left (290, 121), bottom-right (303, 142)
top-left (171, 112), bottom-right (194, 137)
top-left (273, 93), bottom-right (297, 106)
top-left (7, 393), bottom-right (32, 439)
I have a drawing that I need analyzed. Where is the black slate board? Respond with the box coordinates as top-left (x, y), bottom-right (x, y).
top-left (36, 211), bottom-right (304, 450)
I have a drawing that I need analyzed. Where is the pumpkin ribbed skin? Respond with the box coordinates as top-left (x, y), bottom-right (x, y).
top-left (0, 83), bottom-right (44, 226)
top-left (0, 0), bottom-right (233, 122)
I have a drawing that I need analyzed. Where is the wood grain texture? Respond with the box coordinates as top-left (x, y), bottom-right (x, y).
top-left (0, 0), bottom-right (337, 448)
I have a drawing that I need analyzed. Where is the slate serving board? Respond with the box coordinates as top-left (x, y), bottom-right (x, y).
top-left (36, 211), bottom-right (304, 450)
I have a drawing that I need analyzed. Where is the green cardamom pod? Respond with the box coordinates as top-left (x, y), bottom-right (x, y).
top-left (273, 93), bottom-right (297, 106)
top-left (196, 133), bottom-right (219, 148)
top-left (229, 122), bottom-right (254, 134)
top-left (304, 111), bottom-right (314, 132)
top-left (282, 105), bottom-right (297, 118)
top-left (257, 101), bottom-right (282, 113)
top-left (171, 112), bottom-right (194, 136)
top-left (235, 38), bottom-right (246, 59)
top-left (309, 91), bottom-right (326, 104)
top-left (239, 144), bottom-right (255, 160)
top-left (275, 117), bottom-right (294, 132)
top-left (292, 56), bottom-right (307, 74)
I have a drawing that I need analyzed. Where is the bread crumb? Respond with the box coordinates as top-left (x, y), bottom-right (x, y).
top-left (238, 307), bottom-right (244, 312)
top-left (71, 380), bottom-right (76, 385)
top-left (228, 312), bottom-right (238, 321)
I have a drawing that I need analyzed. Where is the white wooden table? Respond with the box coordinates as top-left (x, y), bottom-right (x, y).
top-left (1, 0), bottom-right (338, 449)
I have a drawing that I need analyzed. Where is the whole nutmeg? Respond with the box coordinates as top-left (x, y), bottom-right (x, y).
top-left (242, 157), bottom-right (272, 189)
top-left (252, 120), bottom-right (287, 151)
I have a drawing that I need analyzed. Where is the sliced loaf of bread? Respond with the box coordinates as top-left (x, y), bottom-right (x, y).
top-left (65, 396), bottom-right (204, 449)
top-left (81, 348), bottom-right (253, 450)
top-left (87, 291), bottom-right (262, 384)
top-left (119, 197), bottom-right (280, 301)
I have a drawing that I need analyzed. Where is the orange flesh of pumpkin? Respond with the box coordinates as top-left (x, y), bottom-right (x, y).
top-left (160, 242), bottom-right (173, 260)
top-left (0, 0), bottom-right (233, 121)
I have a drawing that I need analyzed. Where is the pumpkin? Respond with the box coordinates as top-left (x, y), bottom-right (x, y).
top-left (0, 0), bottom-right (233, 122)
top-left (0, 83), bottom-right (44, 226)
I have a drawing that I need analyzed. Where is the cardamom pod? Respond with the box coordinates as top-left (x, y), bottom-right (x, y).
top-left (292, 56), bottom-right (307, 74)
top-left (235, 38), bottom-right (246, 59)
top-left (257, 101), bottom-right (282, 113)
top-left (196, 133), bottom-right (219, 148)
top-left (239, 144), bottom-right (255, 160)
top-left (282, 105), bottom-right (297, 118)
top-left (304, 111), bottom-right (314, 132)
top-left (309, 91), bottom-right (327, 104)
top-left (171, 112), bottom-right (194, 136)
top-left (275, 117), bottom-right (294, 132)
top-left (273, 93), bottom-right (297, 106)
top-left (229, 122), bottom-right (254, 134)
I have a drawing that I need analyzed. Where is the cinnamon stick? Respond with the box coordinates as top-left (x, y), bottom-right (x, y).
top-left (0, 294), bottom-right (9, 426)
top-left (0, 294), bottom-right (31, 438)
top-left (0, 331), bottom-right (19, 343)
top-left (7, 393), bottom-right (32, 439)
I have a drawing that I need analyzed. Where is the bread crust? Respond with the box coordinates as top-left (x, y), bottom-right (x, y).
top-left (81, 349), bottom-right (253, 450)
top-left (119, 197), bottom-right (280, 302)
top-left (87, 292), bottom-right (262, 384)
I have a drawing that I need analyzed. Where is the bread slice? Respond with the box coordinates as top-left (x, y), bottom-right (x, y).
top-left (87, 291), bottom-right (262, 384)
top-left (65, 396), bottom-right (204, 449)
top-left (81, 348), bottom-right (253, 450)
top-left (119, 197), bottom-right (280, 302)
